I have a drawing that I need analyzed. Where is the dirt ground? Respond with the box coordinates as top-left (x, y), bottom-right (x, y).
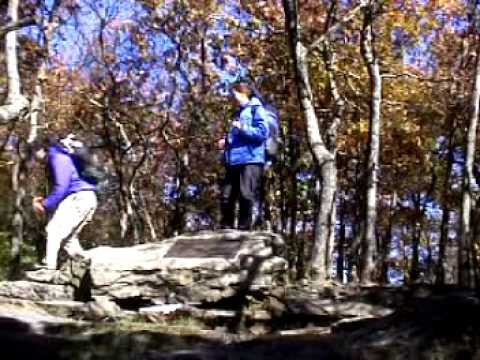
top-left (0, 285), bottom-right (479, 360)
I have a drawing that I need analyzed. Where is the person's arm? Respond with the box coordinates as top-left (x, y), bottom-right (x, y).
top-left (43, 154), bottom-right (74, 211)
top-left (32, 196), bottom-right (46, 216)
top-left (235, 106), bottom-right (268, 143)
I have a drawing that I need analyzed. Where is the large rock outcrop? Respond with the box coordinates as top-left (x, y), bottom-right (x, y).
top-left (0, 230), bottom-right (287, 305)
top-left (87, 230), bottom-right (286, 303)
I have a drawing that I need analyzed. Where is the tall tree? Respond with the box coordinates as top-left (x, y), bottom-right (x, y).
top-left (282, 0), bottom-right (363, 281)
top-left (0, 0), bottom-right (29, 124)
top-left (460, 29), bottom-right (480, 288)
top-left (8, 0), bottom-right (59, 277)
top-left (359, 0), bottom-right (381, 283)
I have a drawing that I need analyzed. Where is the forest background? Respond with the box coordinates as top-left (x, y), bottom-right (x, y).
top-left (0, 0), bottom-right (478, 289)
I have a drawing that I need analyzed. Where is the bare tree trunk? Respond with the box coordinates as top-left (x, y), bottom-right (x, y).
top-left (200, 32), bottom-right (207, 93)
top-left (0, 17), bottom-right (35, 38)
top-left (347, 153), bottom-right (364, 282)
top-left (28, 3), bottom-right (58, 141)
top-left (337, 195), bottom-right (346, 283)
top-left (459, 40), bottom-right (480, 288)
top-left (12, 66), bottom-right (47, 274)
top-left (279, 155), bottom-right (288, 234)
top-left (472, 206), bottom-right (480, 288)
top-left (10, 144), bottom-right (25, 279)
top-left (9, 103), bottom-right (41, 278)
top-left (436, 118), bottom-right (455, 285)
top-left (323, 39), bottom-right (343, 282)
top-left (140, 192), bottom-right (157, 241)
top-left (283, 0), bottom-right (347, 282)
top-left (108, 116), bottom-right (139, 244)
top-left (287, 119), bottom-right (299, 275)
top-left (283, 0), bottom-right (327, 281)
top-left (119, 192), bottom-right (137, 243)
top-left (437, 205), bottom-right (450, 285)
top-left (170, 152), bottom-right (188, 236)
top-left (297, 197), bottom-right (309, 280)
top-left (310, 160), bottom-right (337, 280)
top-left (9, 0), bottom-right (55, 277)
top-left (379, 192), bottom-right (395, 284)
top-left (0, 0), bottom-right (29, 124)
top-left (359, 2), bottom-right (381, 283)
top-left (410, 198), bottom-right (421, 283)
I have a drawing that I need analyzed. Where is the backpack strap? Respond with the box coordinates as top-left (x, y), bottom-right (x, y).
top-left (252, 104), bottom-right (279, 138)
top-left (250, 104), bottom-right (260, 122)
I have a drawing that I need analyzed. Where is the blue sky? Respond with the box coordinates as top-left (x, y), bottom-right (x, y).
top-left (22, 0), bottom-right (256, 110)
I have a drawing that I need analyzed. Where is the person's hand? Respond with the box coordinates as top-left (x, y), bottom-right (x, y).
top-left (32, 196), bottom-right (45, 216)
top-left (217, 138), bottom-right (226, 150)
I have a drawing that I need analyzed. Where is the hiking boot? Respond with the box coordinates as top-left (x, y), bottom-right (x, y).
top-left (29, 261), bottom-right (56, 271)
top-left (24, 268), bottom-right (60, 283)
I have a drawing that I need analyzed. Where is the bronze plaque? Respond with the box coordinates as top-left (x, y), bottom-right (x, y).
top-left (165, 237), bottom-right (242, 258)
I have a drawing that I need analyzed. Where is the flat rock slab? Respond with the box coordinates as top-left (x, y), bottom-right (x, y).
top-left (0, 231), bottom-right (287, 306)
top-left (287, 298), bottom-right (394, 318)
top-left (85, 230), bottom-right (287, 303)
top-left (0, 281), bottom-right (74, 302)
top-left (86, 230), bottom-right (285, 271)
top-left (165, 236), bottom-right (243, 258)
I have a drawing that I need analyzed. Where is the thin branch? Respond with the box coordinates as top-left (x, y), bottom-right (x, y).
top-left (308, 1), bottom-right (368, 53)
top-left (0, 17), bottom-right (36, 38)
top-left (382, 72), bottom-right (453, 82)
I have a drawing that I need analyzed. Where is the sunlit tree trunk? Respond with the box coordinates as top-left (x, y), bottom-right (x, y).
top-left (459, 39), bottom-right (480, 289)
top-left (8, 0), bottom-right (25, 277)
top-left (347, 152), bottom-right (364, 282)
top-left (337, 195), bottom-right (346, 283)
top-left (323, 39), bottom-right (343, 283)
top-left (379, 191), bottom-right (396, 284)
top-left (360, 2), bottom-right (381, 283)
top-left (0, 0), bottom-right (29, 124)
top-left (140, 192), bottom-right (157, 242)
top-left (9, 0), bottom-right (55, 276)
top-left (10, 71), bottom-right (46, 277)
top-left (283, 0), bottom-right (335, 281)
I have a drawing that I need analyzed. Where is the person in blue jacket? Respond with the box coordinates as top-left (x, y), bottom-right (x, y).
top-left (32, 133), bottom-right (97, 270)
top-left (218, 82), bottom-right (268, 230)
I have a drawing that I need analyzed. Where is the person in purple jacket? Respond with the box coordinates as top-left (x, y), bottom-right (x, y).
top-left (32, 133), bottom-right (97, 270)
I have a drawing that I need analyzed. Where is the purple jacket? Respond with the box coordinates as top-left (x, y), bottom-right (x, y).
top-left (44, 144), bottom-right (96, 212)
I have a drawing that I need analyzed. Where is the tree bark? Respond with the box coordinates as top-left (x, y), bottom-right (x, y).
top-left (9, 0), bottom-right (54, 277)
top-left (287, 120), bottom-right (299, 275)
top-left (436, 117), bottom-right (455, 285)
top-left (283, 0), bottom-right (341, 281)
top-left (0, 0), bottom-right (29, 125)
top-left (170, 151), bottom-right (188, 236)
top-left (379, 191), bottom-right (396, 284)
top-left (337, 194), bottom-right (346, 283)
top-left (410, 195), bottom-right (421, 283)
top-left (0, 17), bottom-right (36, 38)
top-left (359, 2), bottom-right (381, 283)
top-left (459, 39), bottom-right (480, 288)
top-left (9, 143), bottom-right (25, 279)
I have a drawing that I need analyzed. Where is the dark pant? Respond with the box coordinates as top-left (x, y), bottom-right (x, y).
top-left (254, 168), bottom-right (270, 229)
top-left (220, 164), bottom-right (263, 230)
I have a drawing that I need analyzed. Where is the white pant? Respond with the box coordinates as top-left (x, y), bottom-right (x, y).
top-left (45, 191), bottom-right (97, 269)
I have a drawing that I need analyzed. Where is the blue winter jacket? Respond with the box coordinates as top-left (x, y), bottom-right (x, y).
top-left (44, 144), bottom-right (96, 212)
top-left (224, 97), bottom-right (268, 166)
